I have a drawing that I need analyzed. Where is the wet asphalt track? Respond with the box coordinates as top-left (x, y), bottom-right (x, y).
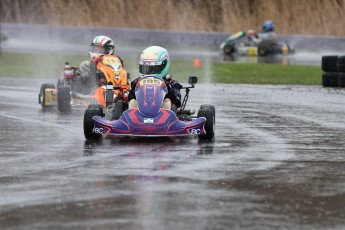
top-left (1, 77), bottom-right (345, 230)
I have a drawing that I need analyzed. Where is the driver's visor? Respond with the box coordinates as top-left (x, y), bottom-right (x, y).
top-left (89, 45), bottom-right (106, 54)
top-left (139, 61), bottom-right (164, 75)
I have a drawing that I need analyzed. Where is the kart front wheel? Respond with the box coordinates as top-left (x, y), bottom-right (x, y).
top-left (200, 104), bottom-right (215, 115)
top-left (198, 104), bottom-right (215, 141)
top-left (57, 86), bottom-right (72, 113)
top-left (84, 104), bottom-right (104, 140)
top-left (39, 83), bottom-right (55, 111)
top-left (223, 44), bottom-right (235, 55)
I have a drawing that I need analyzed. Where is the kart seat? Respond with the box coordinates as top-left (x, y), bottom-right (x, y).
top-left (128, 99), bottom-right (137, 109)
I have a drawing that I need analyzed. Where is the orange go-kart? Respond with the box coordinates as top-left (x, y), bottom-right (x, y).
top-left (91, 54), bottom-right (130, 119)
top-left (38, 55), bottom-right (130, 117)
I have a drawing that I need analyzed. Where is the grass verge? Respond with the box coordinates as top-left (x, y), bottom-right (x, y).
top-left (171, 60), bottom-right (322, 85)
top-left (0, 52), bottom-right (322, 85)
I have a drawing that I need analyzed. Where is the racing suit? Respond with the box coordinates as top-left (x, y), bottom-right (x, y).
top-left (75, 60), bottom-right (98, 95)
top-left (258, 32), bottom-right (278, 44)
top-left (75, 56), bottom-right (124, 95)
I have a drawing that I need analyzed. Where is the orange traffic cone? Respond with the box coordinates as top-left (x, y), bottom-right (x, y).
top-left (193, 58), bottom-right (200, 68)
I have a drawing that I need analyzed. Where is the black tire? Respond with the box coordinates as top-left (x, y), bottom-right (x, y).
top-left (197, 105), bottom-right (215, 141)
top-left (322, 72), bottom-right (338, 87)
top-left (84, 104), bottom-right (104, 140)
top-left (223, 44), bottom-right (235, 55)
top-left (57, 86), bottom-right (72, 113)
top-left (257, 41), bottom-right (274, 56)
top-left (112, 100), bottom-right (126, 120)
top-left (200, 104), bottom-right (215, 115)
top-left (338, 73), bottom-right (345, 87)
top-left (258, 46), bottom-right (269, 56)
top-left (337, 55), bottom-right (345, 72)
top-left (322, 55), bottom-right (338, 72)
top-left (39, 83), bottom-right (55, 111)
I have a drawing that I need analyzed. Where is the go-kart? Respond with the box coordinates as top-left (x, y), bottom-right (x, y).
top-left (38, 55), bottom-right (130, 113)
top-left (220, 31), bottom-right (294, 57)
top-left (84, 76), bottom-right (215, 141)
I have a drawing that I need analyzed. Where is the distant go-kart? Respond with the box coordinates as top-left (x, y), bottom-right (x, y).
top-left (220, 31), bottom-right (294, 57)
top-left (38, 55), bottom-right (130, 114)
top-left (84, 76), bottom-right (216, 141)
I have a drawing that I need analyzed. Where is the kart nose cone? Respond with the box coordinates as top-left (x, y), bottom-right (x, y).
top-left (136, 84), bottom-right (166, 117)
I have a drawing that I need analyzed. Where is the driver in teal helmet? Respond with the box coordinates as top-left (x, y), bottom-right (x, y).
top-left (128, 46), bottom-right (182, 111)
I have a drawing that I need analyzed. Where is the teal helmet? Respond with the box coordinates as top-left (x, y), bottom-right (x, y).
top-left (139, 46), bottom-right (170, 78)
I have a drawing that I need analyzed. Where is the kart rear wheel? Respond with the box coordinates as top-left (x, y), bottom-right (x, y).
top-left (258, 46), bottom-right (268, 56)
top-left (39, 83), bottom-right (55, 111)
top-left (112, 100), bottom-right (126, 120)
top-left (84, 104), bottom-right (104, 140)
top-left (57, 86), bottom-right (71, 113)
top-left (258, 41), bottom-right (275, 56)
top-left (198, 105), bottom-right (215, 141)
top-left (257, 44), bottom-right (271, 56)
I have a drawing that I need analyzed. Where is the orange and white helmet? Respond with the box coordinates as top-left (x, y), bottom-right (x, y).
top-left (88, 35), bottom-right (115, 61)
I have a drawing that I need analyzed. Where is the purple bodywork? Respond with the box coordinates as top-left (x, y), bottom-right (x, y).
top-left (91, 76), bottom-right (206, 136)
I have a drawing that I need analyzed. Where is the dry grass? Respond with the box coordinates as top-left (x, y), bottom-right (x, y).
top-left (1, 0), bottom-right (345, 36)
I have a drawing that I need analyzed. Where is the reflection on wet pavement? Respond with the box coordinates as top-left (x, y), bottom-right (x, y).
top-left (0, 79), bottom-right (345, 229)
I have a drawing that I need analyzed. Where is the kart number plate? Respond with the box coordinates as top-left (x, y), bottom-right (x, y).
top-left (102, 56), bottom-right (121, 66)
top-left (144, 118), bottom-right (154, 123)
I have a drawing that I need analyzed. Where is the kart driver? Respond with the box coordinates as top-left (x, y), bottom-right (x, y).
top-left (127, 46), bottom-right (182, 112)
top-left (258, 20), bottom-right (278, 44)
top-left (75, 35), bottom-right (124, 94)
top-left (246, 29), bottom-right (260, 46)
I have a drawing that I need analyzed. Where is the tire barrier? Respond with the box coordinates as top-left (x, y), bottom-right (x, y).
top-left (321, 55), bottom-right (345, 87)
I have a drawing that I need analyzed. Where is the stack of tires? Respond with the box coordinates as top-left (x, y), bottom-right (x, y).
top-left (322, 55), bottom-right (345, 87)
top-left (338, 56), bottom-right (345, 87)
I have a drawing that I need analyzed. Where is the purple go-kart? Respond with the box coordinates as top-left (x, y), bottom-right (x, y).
top-left (83, 76), bottom-right (215, 141)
